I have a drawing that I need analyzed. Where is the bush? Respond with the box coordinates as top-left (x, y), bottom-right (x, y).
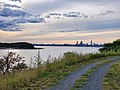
top-left (0, 52), bottom-right (28, 74)
top-left (99, 39), bottom-right (120, 52)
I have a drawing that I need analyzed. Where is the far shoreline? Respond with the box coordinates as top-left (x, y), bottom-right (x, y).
top-left (0, 48), bottom-right (44, 50)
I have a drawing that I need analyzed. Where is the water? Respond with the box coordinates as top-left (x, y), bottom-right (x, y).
top-left (0, 46), bottom-right (100, 64)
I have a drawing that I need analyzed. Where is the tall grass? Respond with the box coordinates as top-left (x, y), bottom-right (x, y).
top-left (0, 51), bottom-right (120, 90)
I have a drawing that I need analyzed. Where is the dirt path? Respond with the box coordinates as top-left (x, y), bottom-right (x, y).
top-left (81, 57), bottom-right (120, 90)
top-left (49, 56), bottom-right (120, 90)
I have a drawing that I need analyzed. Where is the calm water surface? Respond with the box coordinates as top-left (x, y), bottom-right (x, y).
top-left (0, 46), bottom-right (101, 64)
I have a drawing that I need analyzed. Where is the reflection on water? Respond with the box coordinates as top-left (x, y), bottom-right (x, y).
top-left (0, 46), bottom-right (100, 64)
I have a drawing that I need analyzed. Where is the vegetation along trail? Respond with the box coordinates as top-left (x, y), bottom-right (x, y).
top-left (49, 56), bottom-right (120, 90)
top-left (81, 57), bottom-right (120, 90)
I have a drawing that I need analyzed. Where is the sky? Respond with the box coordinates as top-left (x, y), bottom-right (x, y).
top-left (0, 0), bottom-right (120, 44)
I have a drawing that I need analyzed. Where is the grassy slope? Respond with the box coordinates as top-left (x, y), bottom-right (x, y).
top-left (103, 62), bottom-right (120, 90)
top-left (0, 51), bottom-right (120, 90)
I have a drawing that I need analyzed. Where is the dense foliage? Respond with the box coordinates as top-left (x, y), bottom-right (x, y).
top-left (99, 39), bottom-right (120, 52)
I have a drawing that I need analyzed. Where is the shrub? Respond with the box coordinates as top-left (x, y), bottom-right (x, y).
top-left (0, 52), bottom-right (28, 74)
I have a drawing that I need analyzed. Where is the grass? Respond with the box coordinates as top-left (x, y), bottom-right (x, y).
top-left (71, 59), bottom-right (113, 90)
top-left (0, 51), bottom-right (120, 90)
top-left (103, 62), bottom-right (120, 90)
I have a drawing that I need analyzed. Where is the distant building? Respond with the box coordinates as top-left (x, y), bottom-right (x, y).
top-left (76, 41), bottom-right (79, 45)
top-left (91, 40), bottom-right (93, 46)
top-left (80, 41), bottom-right (83, 45)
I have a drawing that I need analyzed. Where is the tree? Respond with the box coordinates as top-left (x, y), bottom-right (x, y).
top-left (99, 39), bottom-right (120, 52)
top-left (34, 50), bottom-right (42, 67)
top-left (0, 52), bottom-right (28, 74)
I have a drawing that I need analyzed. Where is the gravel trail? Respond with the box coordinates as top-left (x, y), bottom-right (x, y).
top-left (81, 57), bottom-right (120, 90)
top-left (49, 56), bottom-right (120, 90)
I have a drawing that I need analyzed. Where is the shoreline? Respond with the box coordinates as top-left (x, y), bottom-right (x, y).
top-left (0, 48), bottom-right (44, 50)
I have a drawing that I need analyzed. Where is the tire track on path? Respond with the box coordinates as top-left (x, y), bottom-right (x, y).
top-left (49, 56), bottom-right (120, 90)
top-left (81, 57), bottom-right (120, 90)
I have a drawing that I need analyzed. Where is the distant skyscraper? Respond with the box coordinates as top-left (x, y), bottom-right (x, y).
top-left (76, 41), bottom-right (79, 45)
top-left (91, 40), bottom-right (93, 45)
top-left (80, 41), bottom-right (83, 45)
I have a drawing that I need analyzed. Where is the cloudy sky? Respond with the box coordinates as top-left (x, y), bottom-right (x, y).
top-left (0, 0), bottom-right (120, 44)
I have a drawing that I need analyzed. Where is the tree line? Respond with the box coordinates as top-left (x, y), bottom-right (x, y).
top-left (99, 39), bottom-right (120, 52)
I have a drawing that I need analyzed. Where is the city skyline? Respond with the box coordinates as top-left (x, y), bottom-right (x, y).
top-left (34, 40), bottom-right (103, 47)
top-left (0, 0), bottom-right (120, 44)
